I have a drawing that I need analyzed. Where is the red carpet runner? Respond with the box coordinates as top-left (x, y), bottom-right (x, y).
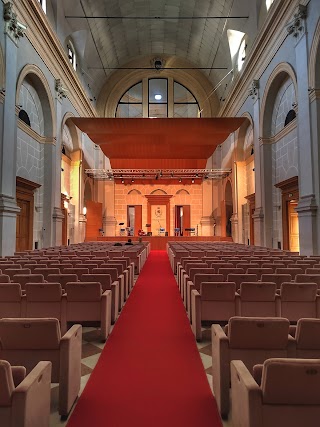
top-left (67, 251), bottom-right (222, 427)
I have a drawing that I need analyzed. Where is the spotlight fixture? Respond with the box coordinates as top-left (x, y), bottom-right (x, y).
top-left (159, 170), bottom-right (163, 177)
top-left (191, 178), bottom-right (195, 184)
top-left (131, 178), bottom-right (134, 183)
top-left (179, 178), bottom-right (182, 183)
top-left (121, 179), bottom-right (124, 184)
top-left (155, 174), bottom-right (159, 180)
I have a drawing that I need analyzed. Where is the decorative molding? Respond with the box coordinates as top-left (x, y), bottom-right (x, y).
top-left (55, 79), bottom-right (67, 100)
top-left (259, 118), bottom-right (297, 145)
top-left (286, 4), bottom-right (307, 40)
top-left (17, 118), bottom-right (56, 145)
top-left (309, 88), bottom-right (320, 102)
top-left (3, 2), bottom-right (26, 44)
top-left (150, 57), bottom-right (166, 73)
top-left (248, 79), bottom-right (259, 101)
top-left (218, 0), bottom-right (305, 117)
top-left (308, 17), bottom-right (320, 91)
top-left (14, 0), bottom-right (97, 117)
top-left (259, 62), bottom-right (298, 138)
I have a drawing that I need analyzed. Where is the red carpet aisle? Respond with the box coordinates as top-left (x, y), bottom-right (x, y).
top-left (67, 251), bottom-right (222, 427)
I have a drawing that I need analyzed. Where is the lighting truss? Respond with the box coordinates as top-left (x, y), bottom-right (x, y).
top-left (84, 168), bottom-right (232, 180)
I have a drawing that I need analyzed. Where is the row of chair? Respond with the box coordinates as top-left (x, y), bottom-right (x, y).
top-left (191, 281), bottom-right (320, 340)
top-left (211, 316), bottom-right (320, 419)
top-left (0, 318), bottom-right (82, 420)
top-left (0, 282), bottom-right (112, 339)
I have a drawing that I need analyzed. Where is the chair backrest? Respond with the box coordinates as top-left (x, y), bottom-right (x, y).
top-left (5, 268), bottom-right (31, 279)
top-left (295, 274), bottom-right (320, 286)
top-left (189, 268), bottom-right (216, 282)
top-left (295, 318), bottom-right (320, 350)
top-left (240, 282), bottom-right (276, 301)
top-left (261, 358), bottom-right (320, 405)
top-left (201, 282), bottom-right (236, 300)
top-left (194, 273), bottom-right (224, 291)
top-left (0, 283), bottom-right (22, 301)
top-left (261, 274), bottom-right (292, 289)
top-left (218, 267), bottom-right (245, 280)
top-left (65, 282), bottom-right (102, 301)
top-left (227, 274), bottom-right (258, 288)
top-left (25, 283), bottom-right (63, 302)
top-left (13, 274), bottom-right (45, 289)
top-left (228, 317), bottom-right (290, 349)
top-left (63, 267), bottom-right (89, 279)
top-left (0, 318), bottom-right (61, 350)
top-left (306, 268), bottom-right (320, 275)
top-left (185, 263), bottom-right (208, 275)
top-left (92, 267), bottom-right (118, 282)
top-left (0, 274), bottom-right (10, 283)
top-left (47, 273), bottom-right (78, 287)
top-left (81, 274), bottom-right (112, 291)
top-left (0, 360), bottom-right (14, 406)
top-left (275, 267), bottom-right (303, 279)
top-left (280, 282), bottom-right (318, 301)
top-left (246, 268), bottom-right (273, 280)
top-left (33, 268), bottom-right (60, 279)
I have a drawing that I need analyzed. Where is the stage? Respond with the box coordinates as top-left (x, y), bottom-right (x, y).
top-left (94, 236), bottom-right (232, 251)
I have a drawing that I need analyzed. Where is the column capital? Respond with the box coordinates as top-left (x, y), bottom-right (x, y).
top-left (3, 2), bottom-right (26, 45)
top-left (286, 4), bottom-right (307, 42)
top-left (55, 79), bottom-right (68, 102)
top-left (248, 79), bottom-right (260, 102)
top-left (296, 194), bottom-right (318, 215)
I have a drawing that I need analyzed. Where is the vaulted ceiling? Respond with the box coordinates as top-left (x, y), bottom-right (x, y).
top-left (62, 0), bottom-right (263, 105)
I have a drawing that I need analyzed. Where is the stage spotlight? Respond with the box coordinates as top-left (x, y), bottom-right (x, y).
top-left (121, 179), bottom-right (124, 184)
top-left (131, 178), bottom-right (134, 183)
top-left (191, 179), bottom-right (195, 184)
top-left (179, 178), bottom-right (182, 183)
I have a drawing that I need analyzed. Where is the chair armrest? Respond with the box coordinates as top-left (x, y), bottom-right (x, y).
top-left (111, 281), bottom-right (119, 323)
top-left (187, 281), bottom-right (195, 320)
top-left (59, 324), bottom-right (82, 417)
top-left (211, 324), bottom-right (230, 417)
top-left (12, 361), bottom-right (52, 427)
top-left (191, 290), bottom-right (201, 341)
top-left (101, 290), bottom-right (112, 340)
top-left (231, 360), bottom-right (262, 427)
top-left (287, 334), bottom-right (296, 357)
top-left (289, 325), bottom-right (297, 337)
top-left (12, 365), bottom-right (26, 387)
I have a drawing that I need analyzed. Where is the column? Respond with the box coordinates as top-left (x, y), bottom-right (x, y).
top-left (0, 3), bottom-right (25, 255)
top-left (53, 82), bottom-right (66, 245)
top-left (288, 5), bottom-right (318, 255)
top-left (247, 80), bottom-right (264, 246)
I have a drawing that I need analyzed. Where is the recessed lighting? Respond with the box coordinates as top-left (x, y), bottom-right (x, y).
top-left (154, 94), bottom-right (162, 100)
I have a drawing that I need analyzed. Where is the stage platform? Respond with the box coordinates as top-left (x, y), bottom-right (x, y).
top-left (94, 236), bottom-right (232, 251)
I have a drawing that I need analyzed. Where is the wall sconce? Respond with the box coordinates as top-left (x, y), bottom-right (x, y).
top-left (83, 206), bottom-right (87, 216)
top-left (63, 200), bottom-right (68, 209)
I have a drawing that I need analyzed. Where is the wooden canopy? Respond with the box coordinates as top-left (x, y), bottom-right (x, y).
top-left (71, 118), bottom-right (246, 169)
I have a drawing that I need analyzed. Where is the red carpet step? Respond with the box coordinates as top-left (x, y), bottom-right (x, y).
top-left (67, 250), bottom-right (222, 427)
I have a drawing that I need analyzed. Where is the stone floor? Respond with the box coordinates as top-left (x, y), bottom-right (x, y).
top-left (49, 276), bottom-right (233, 426)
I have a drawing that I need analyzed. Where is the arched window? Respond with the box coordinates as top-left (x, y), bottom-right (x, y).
top-left (174, 82), bottom-right (200, 118)
top-left (266, 0), bottom-right (275, 11)
top-left (284, 109), bottom-right (296, 127)
top-left (18, 109), bottom-right (31, 127)
top-left (116, 79), bottom-right (200, 118)
top-left (237, 38), bottom-right (247, 71)
top-left (38, 0), bottom-right (46, 13)
top-left (67, 42), bottom-right (76, 71)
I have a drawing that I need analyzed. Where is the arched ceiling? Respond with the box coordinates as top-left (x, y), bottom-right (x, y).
top-left (63, 0), bottom-right (263, 106)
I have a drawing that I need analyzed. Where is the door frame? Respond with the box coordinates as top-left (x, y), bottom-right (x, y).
top-left (245, 193), bottom-right (255, 245)
top-left (275, 176), bottom-right (299, 251)
top-left (16, 177), bottom-right (41, 251)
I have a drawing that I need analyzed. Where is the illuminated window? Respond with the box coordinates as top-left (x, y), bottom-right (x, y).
top-left (116, 79), bottom-right (200, 118)
top-left (266, 0), bottom-right (275, 11)
top-left (38, 0), bottom-right (46, 13)
top-left (237, 39), bottom-right (247, 71)
top-left (67, 42), bottom-right (76, 70)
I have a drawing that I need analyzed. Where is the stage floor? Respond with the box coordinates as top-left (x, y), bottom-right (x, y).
top-left (94, 236), bottom-right (232, 250)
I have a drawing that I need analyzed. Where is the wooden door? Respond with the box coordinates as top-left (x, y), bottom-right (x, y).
top-left (85, 200), bottom-right (103, 241)
top-left (16, 177), bottom-right (41, 252)
top-left (16, 199), bottom-right (30, 252)
top-left (288, 202), bottom-right (299, 252)
top-left (134, 205), bottom-right (142, 236)
top-left (183, 205), bottom-right (191, 235)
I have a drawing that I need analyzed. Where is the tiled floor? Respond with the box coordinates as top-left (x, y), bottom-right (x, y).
top-left (50, 275), bottom-right (233, 427)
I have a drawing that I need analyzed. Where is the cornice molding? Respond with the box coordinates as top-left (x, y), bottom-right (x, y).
top-left (309, 17), bottom-right (320, 90)
top-left (14, 0), bottom-right (97, 118)
top-left (259, 118), bottom-right (297, 145)
top-left (309, 88), bottom-right (320, 103)
top-left (17, 118), bottom-right (56, 145)
top-left (218, 0), bottom-right (305, 117)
